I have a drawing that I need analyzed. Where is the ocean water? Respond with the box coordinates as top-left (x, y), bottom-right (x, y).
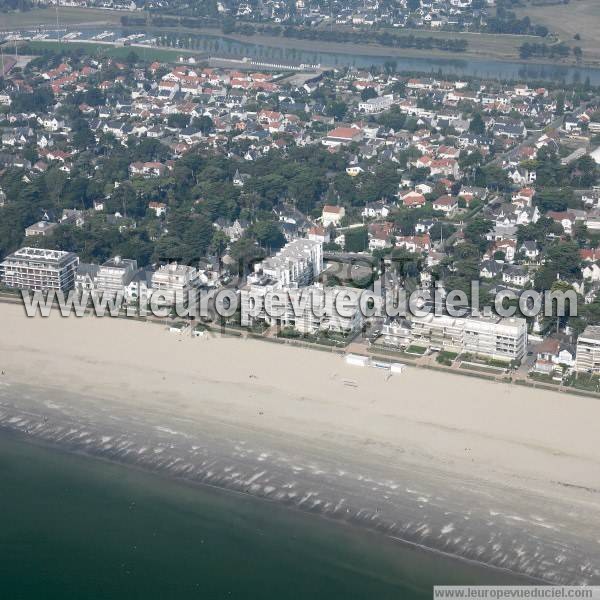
top-left (0, 433), bottom-right (524, 600)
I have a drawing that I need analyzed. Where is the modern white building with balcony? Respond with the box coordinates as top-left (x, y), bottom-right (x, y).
top-left (575, 326), bottom-right (600, 373)
top-left (95, 257), bottom-right (138, 297)
top-left (250, 239), bottom-right (323, 288)
top-left (382, 314), bottom-right (527, 362)
top-left (151, 263), bottom-right (200, 306)
top-left (0, 247), bottom-right (79, 292)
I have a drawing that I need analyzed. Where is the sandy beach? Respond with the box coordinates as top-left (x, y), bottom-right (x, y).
top-left (1, 302), bottom-right (599, 583)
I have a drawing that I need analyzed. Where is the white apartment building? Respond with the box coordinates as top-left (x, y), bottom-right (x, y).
top-left (382, 314), bottom-right (527, 362)
top-left (0, 247), bottom-right (79, 292)
top-left (411, 313), bottom-right (465, 353)
top-left (242, 240), bottom-right (324, 329)
top-left (463, 317), bottom-right (527, 361)
top-left (358, 94), bottom-right (395, 114)
top-left (242, 284), bottom-right (364, 335)
top-left (575, 326), bottom-right (600, 373)
top-left (250, 239), bottom-right (323, 287)
top-left (151, 263), bottom-right (200, 305)
top-left (95, 257), bottom-right (138, 297)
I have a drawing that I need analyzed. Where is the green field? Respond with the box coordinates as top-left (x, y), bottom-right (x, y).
top-left (22, 40), bottom-right (199, 63)
top-left (2, 4), bottom-right (597, 66)
top-left (0, 7), bottom-right (125, 30)
top-left (0, 6), bottom-right (130, 31)
top-left (319, 22), bottom-right (532, 61)
top-left (515, 0), bottom-right (600, 64)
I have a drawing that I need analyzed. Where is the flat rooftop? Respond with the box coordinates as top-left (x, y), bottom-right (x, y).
top-left (579, 325), bottom-right (600, 342)
top-left (261, 239), bottom-right (321, 271)
top-left (2, 247), bottom-right (78, 264)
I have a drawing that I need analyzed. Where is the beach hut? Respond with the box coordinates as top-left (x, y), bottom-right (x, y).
top-left (345, 354), bottom-right (369, 367)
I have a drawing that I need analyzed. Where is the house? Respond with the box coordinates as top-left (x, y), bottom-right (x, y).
top-left (415, 183), bottom-right (433, 195)
top-left (546, 210), bottom-right (577, 234)
top-left (432, 195), bottom-right (458, 215)
top-left (492, 120), bottom-right (527, 139)
top-left (415, 219), bottom-right (436, 234)
top-left (362, 200), bottom-right (390, 219)
top-left (322, 126), bottom-right (363, 147)
top-left (75, 263), bottom-right (100, 292)
top-left (148, 202), bottom-right (167, 217)
top-left (214, 218), bottom-right (249, 242)
top-left (581, 248), bottom-right (600, 262)
top-left (307, 226), bottom-right (330, 244)
top-left (368, 222), bottom-right (394, 250)
top-left (233, 169), bottom-right (251, 187)
top-left (582, 262), bottom-right (600, 281)
top-left (402, 191), bottom-right (426, 208)
top-left (369, 229), bottom-right (391, 250)
top-left (508, 167), bottom-right (536, 186)
top-left (358, 95), bottom-right (394, 114)
top-left (395, 234), bottom-right (431, 253)
top-left (519, 241), bottom-right (539, 261)
top-left (25, 220), bottom-right (58, 237)
top-left (346, 165), bottom-right (364, 177)
top-left (321, 205), bottom-right (345, 227)
top-left (533, 337), bottom-right (576, 373)
top-left (61, 209), bottom-right (85, 227)
top-left (512, 187), bottom-right (535, 208)
top-left (502, 265), bottom-right (530, 287)
top-left (480, 260), bottom-right (503, 279)
top-left (485, 239), bottom-right (517, 263)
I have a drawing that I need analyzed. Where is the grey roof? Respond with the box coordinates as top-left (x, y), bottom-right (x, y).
top-left (520, 241), bottom-right (537, 251)
top-left (480, 260), bottom-right (502, 275)
top-left (76, 263), bottom-right (100, 278)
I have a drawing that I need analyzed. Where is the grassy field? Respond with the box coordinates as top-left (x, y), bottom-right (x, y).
top-left (2, 5), bottom-right (597, 66)
top-left (0, 7), bottom-right (124, 30)
top-left (0, 6), bottom-right (531, 63)
top-left (321, 23), bottom-right (532, 60)
top-left (22, 40), bottom-right (198, 63)
top-left (515, 0), bottom-right (600, 63)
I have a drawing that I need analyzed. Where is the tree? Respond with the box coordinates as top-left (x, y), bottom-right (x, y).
top-left (555, 93), bottom-right (565, 116)
top-left (229, 237), bottom-right (266, 275)
top-left (464, 218), bottom-right (493, 251)
top-left (326, 101), bottom-right (347, 121)
top-left (72, 118), bottom-right (94, 150)
top-left (167, 113), bottom-right (191, 129)
top-left (360, 87), bottom-right (378, 102)
top-left (222, 16), bottom-right (236, 34)
top-left (210, 229), bottom-right (230, 257)
top-left (344, 227), bottom-right (368, 252)
top-left (534, 241), bottom-right (581, 290)
top-left (196, 115), bottom-right (214, 134)
top-left (469, 113), bottom-right (486, 135)
top-left (249, 220), bottom-right (286, 251)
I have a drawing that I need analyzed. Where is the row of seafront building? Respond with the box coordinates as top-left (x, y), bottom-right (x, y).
top-left (241, 239), bottom-right (530, 363)
top-left (0, 247), bottom-right (206, 304)
top-left (6, 242), bottom-right (600, 373)
top-left (382, 314), bottom-right (528, 363)
top-left (241, 239), bottom-right (365, 334)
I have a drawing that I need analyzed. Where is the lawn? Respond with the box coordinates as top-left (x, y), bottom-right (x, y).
top-left (22, 40), bottom-right (198, 63)
top-left (314, 21), bottom-right (536, 61)
top-left (459, 363), bottom-right (502, 375)
top-left (0, 7), bottom-right (124, 30)
top-left (515, 0), bottom-right (600, 64)
top-left (405, 345), bottom-right (427, 355)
